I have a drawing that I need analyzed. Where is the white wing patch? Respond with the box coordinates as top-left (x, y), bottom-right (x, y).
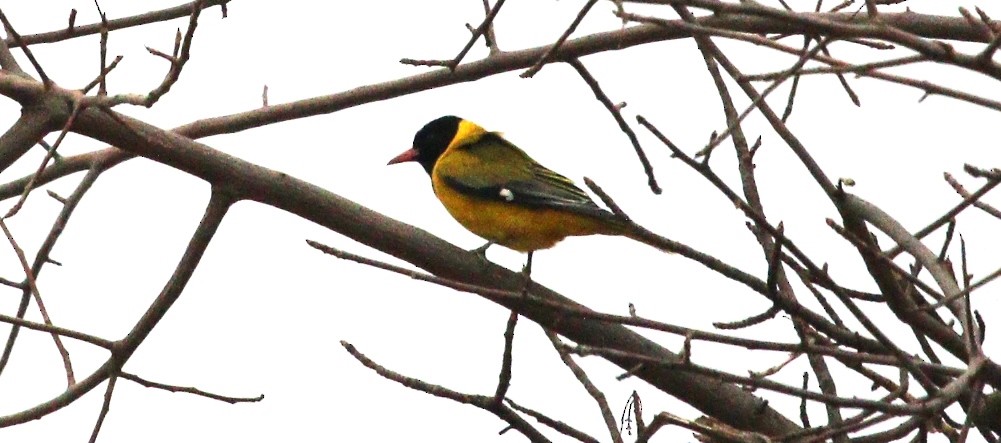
top-left (499, 188), bottom-right (515, 202)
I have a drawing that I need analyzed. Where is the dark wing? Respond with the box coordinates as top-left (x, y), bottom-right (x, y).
top-left (439, 133), bottom-right (613, 219)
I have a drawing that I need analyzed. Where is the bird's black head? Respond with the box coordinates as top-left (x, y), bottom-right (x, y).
top-left (410, 115), bottom-right (461, 174)
top-left (387, 115), bottom-right (462, 175)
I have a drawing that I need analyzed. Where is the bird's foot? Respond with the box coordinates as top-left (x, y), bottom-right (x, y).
top-left (470, 241), bottom-right (493, 259)
top-left (520, 252), bottom-right (534, 296)
top-left (468, 242), bottom-right (494, 269)
top-left (520, 271), bottom-right (533, 296)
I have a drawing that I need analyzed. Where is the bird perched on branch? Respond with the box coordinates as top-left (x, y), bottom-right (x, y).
top-left (388, 115), bottom-right (670, 281)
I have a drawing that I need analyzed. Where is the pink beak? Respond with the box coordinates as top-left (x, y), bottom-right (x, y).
top-left (387, 148), bottom-right (419, 165)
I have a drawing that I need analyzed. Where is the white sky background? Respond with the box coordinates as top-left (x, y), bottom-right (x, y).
top-left (0, 1), bottom-right (999, 441)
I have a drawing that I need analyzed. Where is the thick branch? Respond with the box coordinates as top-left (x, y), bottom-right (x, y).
top-left (49, 105), bottom-right (803, 436)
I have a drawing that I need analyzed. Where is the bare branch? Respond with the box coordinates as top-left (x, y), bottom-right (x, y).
top-left (87, 375), bottom-right (116, 443)
top-left (506, 399), bottom-right (600, 443)
top-left (8, 0), bottom-right (230, 47)
top-left (119, 372), bottom-right (264, 404)
top-left (0, 188), bottom-right (234, 426)
top-left (0, 217), bottom-right (74, 386)
top-left (569, 59), bottom-right (660, 194)
top-left (341, 341), bottom-right (553, 443)
top-left (492, 311), bottom-right (517, 404)
top-left (0, 10), bottom-right (49, 85)
top-left (521, 0), bottom-right (598, 78)
top-left (400, 0), bottom-right (506, 70)
top-left (546, 331), bottom-right (623, 443)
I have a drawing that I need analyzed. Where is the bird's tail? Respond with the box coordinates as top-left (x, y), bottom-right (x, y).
top-left (594, 213), bottom-right (677, 253)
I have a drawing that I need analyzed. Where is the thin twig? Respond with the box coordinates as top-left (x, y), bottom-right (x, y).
top-left (944, 172), bottom-right (1001, 220)
top-left (119, 372), bottom-right (264, 403)
top-left (0, 217), bottom-right (74, 386)
top-left (886, 167), bottom-right (1001, 258)
top-left (400, 0), bottom-right (506, 70)
top-left (493, 310), bottom-right (517, 403)
top-left (0, 10), bottom-right (51, 85)
top-left (88, 375), bottom-right (117, 443)
top-left (506, 399), bottom-right (599, 443)
top-left (5, 100), bottom-right (86, 219)
top-left (341, 341), bottom-right (552, 443)
top-left (547, 331), bottom-right (623, 443)
top-left (8, 0), bottom-right (230, 47)
top-left (521, 0), bottom-right (598, 78)
top-left (569, 59), bottom-right (660, 194)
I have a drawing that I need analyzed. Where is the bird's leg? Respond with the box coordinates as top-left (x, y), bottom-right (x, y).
top-left (520, 251), bottom-right (533, 296)
top-left (470, 241), bottom-right (493, 259)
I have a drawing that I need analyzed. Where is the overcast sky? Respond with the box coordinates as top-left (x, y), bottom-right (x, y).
top-left (0, 1), bottom-right (999, 442)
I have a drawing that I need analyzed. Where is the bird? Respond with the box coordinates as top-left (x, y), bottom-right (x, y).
top-left (388, 115), bottom-right (668, 282)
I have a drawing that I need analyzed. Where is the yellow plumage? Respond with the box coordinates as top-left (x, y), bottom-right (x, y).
top-left (389, 116), bottom-right (627, 255)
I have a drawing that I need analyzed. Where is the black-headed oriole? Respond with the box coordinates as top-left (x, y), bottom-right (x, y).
top-left (388, 116), bottom-right (662, 275)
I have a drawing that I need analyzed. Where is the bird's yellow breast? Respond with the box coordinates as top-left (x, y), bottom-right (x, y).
top-left (427, 118), bottom-right (622, 251)
top-left (431, 175), bottom-right (617, 252)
